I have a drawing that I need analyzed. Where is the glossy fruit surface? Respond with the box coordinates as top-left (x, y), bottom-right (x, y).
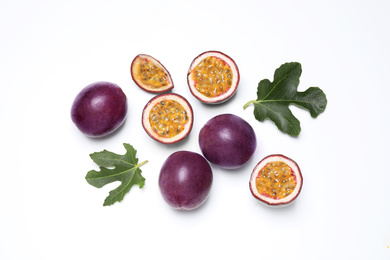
top-left (131, 54), bottom-right (174, 93)
top-left (71, 81), bottom-right (127, 138)
top-left (159, 151), bottom-right (213, 210)
top-left (249, 154), bottom-right (303, 207)
top-left (187, 51), bottom-right (239, 104)
top-left (199, 114), bottom-right (256, 169)
top-left (142, 93), bottom-right (193, 144)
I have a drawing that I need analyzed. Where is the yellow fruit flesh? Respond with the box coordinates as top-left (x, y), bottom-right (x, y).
top-left (149, 100), bottom-right (189, 138)
top-left (134, 57), bottom-right (170, 89)
top-left (190, 56), bottom-right (233, 97)
top-left (256, 161), bottom-right (297, 199)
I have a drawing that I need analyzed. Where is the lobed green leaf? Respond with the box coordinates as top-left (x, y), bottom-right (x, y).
top-left (244, 62), bottom-right (327, 136)
top-left (85, 143), bottom-right (148, 206)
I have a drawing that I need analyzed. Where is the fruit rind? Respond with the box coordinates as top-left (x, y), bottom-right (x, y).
top-left (249, 154), bottom-right (303, 207)
top-left (71, 81), bottom-right (127, 138)
top-left (187, 51), bottom-right (239, 104)
top-left (131, 54), bottom-right (174, 93)
top-left (159, 151), bottom-right (213, 210)
top-left (141, 93), bottom-right (193, 144)
top-left (199, 113), bottom-right (256, 169)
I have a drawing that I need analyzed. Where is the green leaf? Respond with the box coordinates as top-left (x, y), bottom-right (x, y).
top-left (243, 62), bottom-right (327, 136)
top-left (85, 143), bottom-right (148, 206)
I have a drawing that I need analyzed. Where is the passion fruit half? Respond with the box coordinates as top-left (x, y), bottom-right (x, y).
top-left (187, 51), bottom-right (240, 104)
top-left (142, 93), bottom-right (193, 144)
top-left (131, 54), bottom-right (174, 93)
top-left (249, 154), bottom-right (303, 207)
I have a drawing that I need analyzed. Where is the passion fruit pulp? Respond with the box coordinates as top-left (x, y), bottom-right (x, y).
top-left (142, 93), bottom-right (193, 144)
top-left (187, 51), bottom-right (240, 104)
top-left (159, 151), bottom-right (213, 210)
top-left (249, 154), bottom-right (303, 207)
top-left (199, 114), bottom-right (256, 169)
top-left (131, 54), bottom-right (174, 93)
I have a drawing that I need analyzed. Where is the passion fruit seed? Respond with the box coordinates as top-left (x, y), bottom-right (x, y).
top-left (256, 161), bottom-right (297, 199)
top-left (149, 99), bottom-right (189, 138)
top-left (134, 57), bottom-right (170, 90)
top-left (191, 56), bottom-right (232, 97)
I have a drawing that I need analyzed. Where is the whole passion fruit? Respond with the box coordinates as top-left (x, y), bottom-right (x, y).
top-left (131, 54), bottom-right (174, 93)
top-left (249, 154), bottom-right (303, 207)
top-left (142, 93), bottom-right (193, 144)
top-left (71, 81), bottom-right (127, 138)
top-left (199, 114), bottom-right (256, 169)
top-left (187, 51), bottom-right (240, 104)
top-left (159, 151), bottom-right (213, 210)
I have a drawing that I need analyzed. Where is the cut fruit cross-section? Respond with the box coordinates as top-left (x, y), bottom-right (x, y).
top-left (249, 154), bottom-right (303, 207)
top-left (187, 51), bottom-right (240, 104)
top-left (142, 93), bottom-right (193, 144)
top-left (131, 54), bottom-right (174, 93)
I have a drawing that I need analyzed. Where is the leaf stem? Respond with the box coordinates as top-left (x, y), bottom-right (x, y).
top-left (243, 100), bottom-right (258, 110)
top-left (137, 160), bottom-right (148, 168)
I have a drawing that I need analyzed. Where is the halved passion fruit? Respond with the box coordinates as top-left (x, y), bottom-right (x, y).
top-left (249, 155), bottom-right (303, 207)
top-left (187, 51), bottom-right (240, 104)
top-left (131, 54), bottom-right (174, 93)
top-left (142, 93), bottom-right (193, 144)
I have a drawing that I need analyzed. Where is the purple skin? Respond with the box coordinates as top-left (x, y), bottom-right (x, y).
top-left (71, 81), bottom-right (127, 138)
top-left (199, 114), bottom-right (257, 169)
top-left (159, 151), bottom-right (213, 210)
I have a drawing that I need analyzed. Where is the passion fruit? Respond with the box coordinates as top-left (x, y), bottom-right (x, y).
top-left (199, 114), bottom-right (256, 169)
top-left (249, 154), bottom-right (303, 207)
top-left (131, 54), bottom-right (174, 93)
top-left (187, 51), bottom-right (240, 104)
top-left (159, 151), bottom-right (213, 210)
top-left (71, 81), bottom-right (127, 138)
top-left (142, 93), bottom-right (193, 144)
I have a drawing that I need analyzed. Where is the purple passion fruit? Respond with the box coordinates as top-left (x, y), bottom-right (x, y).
top-left (131, 54), bottom-right (174, 93)
top-left (199, 114), bottom-right (256, 169)
top-left (249, 154), bottom-right (303, 207)
top-left (187, 51), bottom-right (240, 104)
top-left (159, 151), bottom-right (213, 210)
top-left (71, 81), bottom-right (127, 138)
top-left (142, 93), bottom-right (193, 144)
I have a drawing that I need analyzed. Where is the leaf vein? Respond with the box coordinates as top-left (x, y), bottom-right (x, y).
top-left (258, 103), bottom-right (297, 131)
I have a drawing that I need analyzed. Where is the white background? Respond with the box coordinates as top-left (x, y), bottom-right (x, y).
top-left (1, 0), bottom-right (389, 259)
